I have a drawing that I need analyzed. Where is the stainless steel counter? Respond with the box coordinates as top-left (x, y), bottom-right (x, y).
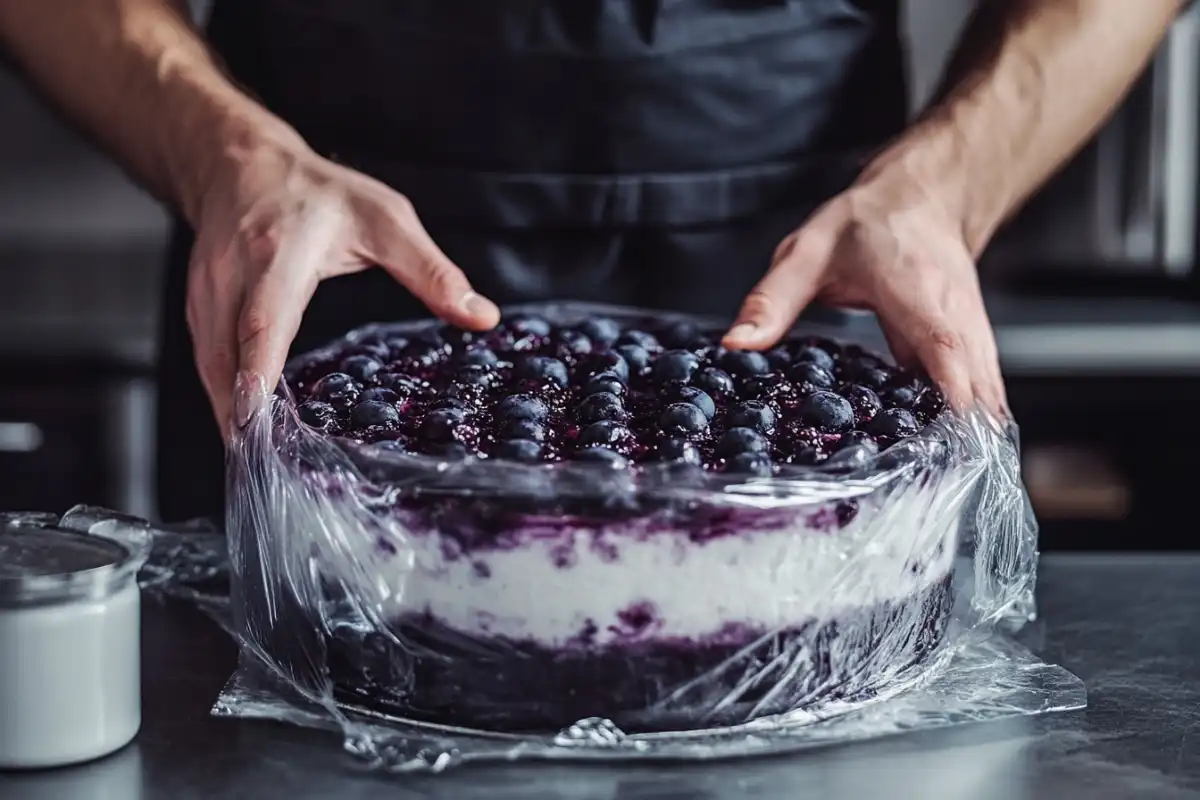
top-left (0, 553), bottom-right (1197, 800)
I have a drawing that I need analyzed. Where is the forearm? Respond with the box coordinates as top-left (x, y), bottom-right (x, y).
top-left (858, 0), bottom-right (1185, 255)
top-left (0, 0), bottom-right (306, 225)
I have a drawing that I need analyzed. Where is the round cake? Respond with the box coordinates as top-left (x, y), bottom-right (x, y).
top-left (276, 310), bottom-right (960, 734)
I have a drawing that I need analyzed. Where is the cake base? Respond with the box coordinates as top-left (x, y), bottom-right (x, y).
top-left (324, 575), bottom-right (953, 734)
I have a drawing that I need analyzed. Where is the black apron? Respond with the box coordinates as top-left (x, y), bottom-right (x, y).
top-left (156, 0), bottom-right (907, 522)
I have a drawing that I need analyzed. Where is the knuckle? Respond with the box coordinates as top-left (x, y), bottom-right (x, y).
top-left (740, 289), bottom-right (775, 319)
top-left (923, 323), bottom-right (963, 357)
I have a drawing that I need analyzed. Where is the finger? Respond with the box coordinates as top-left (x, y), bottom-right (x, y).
top-left (187, 255), bottom-right (240, 442)
top-left (875, 292), bottom-right (974, 411)
top-left (722, 227), bottom-right (836, 350)
top-left (962, 305), bottom-right (1009, 421)
top-left (360, 197), bottom-right (500, 331)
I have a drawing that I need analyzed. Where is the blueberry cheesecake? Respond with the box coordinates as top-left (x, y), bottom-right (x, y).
top-left (274, 311), bottom-right (960, 733)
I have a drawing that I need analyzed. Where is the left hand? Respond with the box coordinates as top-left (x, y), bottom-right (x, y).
top-left (722, 175), bottom-right (1007, 418)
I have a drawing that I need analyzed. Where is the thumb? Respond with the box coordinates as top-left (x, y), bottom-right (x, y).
top-left (360, 196), bottom-right (500, 331)
top-left (723, 227), bottom-right (835, 350)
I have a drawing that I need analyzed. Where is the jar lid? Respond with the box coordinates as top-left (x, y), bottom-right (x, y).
top-left (0, 522), bottom-right (136, 608)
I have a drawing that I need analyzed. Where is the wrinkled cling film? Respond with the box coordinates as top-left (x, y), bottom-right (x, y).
top-left (84, 304), bottom-right (1088, 772)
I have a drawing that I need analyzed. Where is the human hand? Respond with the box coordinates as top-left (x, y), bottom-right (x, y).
top-left (722, 174), bottom-right (1007, 417)
top-left (185, 140), bottom-right (501, 439)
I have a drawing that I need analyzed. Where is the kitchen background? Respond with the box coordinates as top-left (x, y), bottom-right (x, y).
top-left (0, 1), bottom-right (1196, 549)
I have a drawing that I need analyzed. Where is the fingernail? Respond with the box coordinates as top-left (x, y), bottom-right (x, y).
top-left (725, 322), bottom-right (759, 343)
top-left (460, 291), bottom-right (498, 320)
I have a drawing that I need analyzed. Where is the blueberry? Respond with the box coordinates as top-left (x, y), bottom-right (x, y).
top-left (340, 355), bottom-right (383, 383)
top-left (297, 400), bottom-right (337, 432)
top-left (311, 372), bottom-right (361, 410)
top-left (655, 437), bottom-right (701, 465)
top-left (836, 430), bottom-right (879, 455)
top-left (725, 452), bottom-right (774, 477)
top-left (348, 341), bottom-right (392, 362)
top-left (427, 441), bottom-right (471, 460)
top-left (616, 345), bottom-right (651, 377)
top-left (498, 417), bottom-right (547, 443)
top-left (715, 427), bottom-right (770, 458)
top-left (430, 396), bottom-right (473, 413)
top-left (461, 348), bottom-right (500, 368)
top-left (582, 372), bottom-right (627, 399)
top-left (493, 438), bottom-right (543, 463)
top-left (659, 320), bottom-right (704, 349)
top-left (577, 420), bottom-right (632, 448)
top-left (420, 407), bottom-right (468, 442)
top-left (693, 367), bottom-right (735, 399)
top-left (577, 392), bottom-right (627, 425)
top-left (382, 336), bottom-right (410, 357)
top-left (788, 362), bottom-right (835, 390)
top-left (351, 399), bottom-right (401, 429)
top-left (788, 445), bottom-right (822, 466)
top-left (842, 385), bottom-right (883, 424)
top-left (358, 387), bottom-right (400, 404)
top-left (867, 408), bottom-right (920, 440)
top-left (727, 401), bottom-right (776, 435)
top-left (554, 328), bottom-right (593, 357)
top-left (617, 330), bottom-right (660, 351)
top-left (659, 403), bottom-right (709, 437)
top-left (456, 364), bottom-right (499, 389)
top-left (375, 438), bottom-right (408, 453)
top-left (578, 317), bottom-right (621, 347)
top-left (651, 350), bottom-right (701, 384)
top-left (578, 351), bottom-right (630, 383)
top-left (794, 345), bottom-right (836, 372)
top-left (718, 350), bottom-right (770, 378)
top-left (881, 386), bottom-right (920, 409)
top-left (798, 391), bottom-right (855, 433)
top-left (662, 386), bottom-right (716, 420)
top-left (375, 373), bottom-right (422, 398)
top-left (505, 314), bottom-right (551, 338)
top-left (767, 347), bottom-right (792, 370)
top-left (915, 389), bottom-right (946, 420)
top-left (515, 355), bottom-right (570, 389)
top-left (859, 368), bottom-right (891, 390)
top-left (495, 393), bottom-right (549, 422)
top-left (402, 332), bottom-right (453, 367)
top-left (575, 446), bottom-right (629, 468)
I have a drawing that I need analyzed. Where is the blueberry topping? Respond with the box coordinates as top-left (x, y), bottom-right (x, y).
top-left (798, 391), bottom-right (855, 433)
top-left (577, 392), bottom-right (627, 425)
top-left (881, 386), bottom-right (920, 409)
top-left (867, 408), bottom-right (920, 440)
top-left (493, 438), bottom-right (543, 463)
top-left (554, 328), bottom-right (593, 357)
top-left (515, 355), bottom-right (570, 388)
top-left (651, 350), bottom-right (701, 384)
top-left (505, 314), bottom-right (551, 338)
top-left (788, 362), bottom-right (835, 390)
top-left (661, 386), bottom-right (716, 420)
top-left (578, 317), bottom-right (621, 347)
top-left (375, 373), bottom-right (422, 397)
top-left (836, 430), bottom-right (879, 455)
top-left (497, 417), bottom-right (547, 443)
top-left (310, 372), bottom-right (361, 411)
top-left (616, 329), bottom-right (660, 351)
top-left (655, 437), bottom-right (702, 464)
top-left (455, 364), bottom-right (499, 389)
top-left (725, 452), bottom-right (774, 477)
top-left (297, 400), bottom-right (337, 432)
top-left (727, 401), bottom-right (777, 435)
top-left (794, 345), bottom-right (836, 372)
top-left (842, 385), bottom-right (883, 424)
top-left (495, 393), bottom-right (549, 422)
top-left (658, 320), bottom-right (704, 349)
top-left (420, 407), bottom-right (469, 442)
top-left (582, 372), bottom-right (627, 399)
top-left (374, 438), bottom-right (408, 453)
top-left (340, 355), bottom-right (383, 383)
top-left (350, 399), bottom-right (401, 429)
top-left (718, 350), bottom-right (770, 378)
top-left (575, 446), bottom-right (629, 468)
top-left (659, 403), bottom-right (709, 437)
top-left (578, 351), bottom-right (630, 383)
top-left (716, 427), bottom-right (770, 458)
top-left (577, 420), bottom-right (632, 448)
top-left (427, 441), bottom-right (471, 460)
top-left (358, 387), bottom-right (400, 405)
top-left (766, 347), bottom-right (792, 370)
top-left (693, 367), bottom-right (736, 399)
top-left (460, 348), bottom-right (500, 368)
top-left (616, 344), bottom-right (652, 376)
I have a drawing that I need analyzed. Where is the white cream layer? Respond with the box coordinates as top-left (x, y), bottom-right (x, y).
top-left (337, 479), bottom-right (966, 648)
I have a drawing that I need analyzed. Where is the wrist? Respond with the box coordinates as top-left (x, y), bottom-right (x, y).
top-left (854, 115), bottom-right (1011, 257)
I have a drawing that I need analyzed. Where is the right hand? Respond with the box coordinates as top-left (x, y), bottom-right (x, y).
top-left (186, 140), bottom-right (501, 440)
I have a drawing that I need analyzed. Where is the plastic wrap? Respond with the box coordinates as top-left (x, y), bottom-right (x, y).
top-left (214, 302), bottom-right (1083, 772)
